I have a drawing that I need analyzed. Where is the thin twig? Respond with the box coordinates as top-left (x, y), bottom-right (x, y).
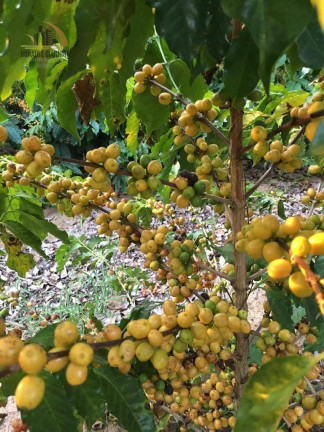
top-left (194, 261), bottom-right (234, 282)
top-left (248, 268), bottom-right (268, 282)
top-left (307, 178), bottom-right (324, 219)
top-left (245, 164), bottom-right (276, 199)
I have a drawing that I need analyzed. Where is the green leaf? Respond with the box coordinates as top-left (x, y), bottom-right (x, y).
top-left (301, 294), bottom-right (324, 326)
top-left (119, 0), bottom-right (154, 84)
top-left (215, 243), bottom-right (235, 264)
top-left (310, 118), bottom-right (324, 156)
top-left (248, 341), bottom-right (262, 366)
top-left (101, 72), bottom-right (126, 135)
top-left (133, 86), bottom-right (170, 136)
top-left (63, 0), bottom-right (99, 78)
top-left (235, 353), bottom-right (324, 432)
top-left (314, 255), bottom-right (324, 278)
top-left (25, 62), bottom-right (39, 109)
top-left (224, 28), bottom-right (259, 99)
top-left (28, 324), bottom-right (58, 350)
top-left (3, 220), bottom-right (46, 258)
top-left (149, 0), bottom-right (231, 74)
top-left (222, 0), bottom-right (313, 91)
top-left (277, 200), bottom-right (286, 220)
top-left (0, 0), bottom-right (52, 99)
top-left (120, 301), bottom-right (160, 330)
top-left (18, 196), bottom-right (43, 218)
top-left (298, 13), bottom-right (324, 69)
top-left (138, 207), bottom-right (152, 227)
top-left (38, 219), bottom-right (69, 244)
top-left (21, 372), bottom-right (78, 432)
top-left (169, 59), bottom-right (209, 100)
top-left (6, 250), bottom-right (36, 278)
top-left (94, 364), bottom-right (155, 432)
top-left (266, 290), bottom-right (294, 332)
top-left (19, 214), bottom-right (69, 244)
top-left (0, 105), bottom-right (9, 122)
top-left (65, 369), bottom-right (105, 428)
top-left (56, 70), bottom-right (87, 143)
top-left (0, 371), bottom-right (24, 400)
top-left (126, 111), bottom-right (140, 154)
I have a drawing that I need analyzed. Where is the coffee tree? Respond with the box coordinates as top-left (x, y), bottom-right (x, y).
top-left (0, 1), bottom-right (324, 432)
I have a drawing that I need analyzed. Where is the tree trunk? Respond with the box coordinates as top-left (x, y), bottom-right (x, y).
top-left (229, 106), bottom-right (249, 409)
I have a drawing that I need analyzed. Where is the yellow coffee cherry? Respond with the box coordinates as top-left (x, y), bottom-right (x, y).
top-left (158, 93), bottom-right (172, 105)
top-left (0, 124), bottom-right (8, 141)
top-left (54, 321), bottom-right (79, 348)
top-left (46, 347), bottom-right (69, 373)
top-left (262, 242), bottom-right (283, 262)
top-left (290, 236), bottom-right (311, 257)
top-left (151, 348), bottom-right (168, 370)
top-left (15, 375), bottom-right (45, 410)
top-left (267, 259), bottom-right (292, 279)
top-left (18, 344), bottom-right (47, 374)
top-left (69, 343), bottom-right (94, 366)
top-left (289, 272), bottom-right (313, 298)
top-left (282, 217), bottom-right (301, 235)
top-left (65, 362), bottom-right (88, 386)
top-left (309, 232), bottom-right (324, 255)
top-left (127, 319), bottom-right (151, 339)
top-left (250, 126), bottom-right (267, 141)
top-left (0, 336), bottom-right (24, 366)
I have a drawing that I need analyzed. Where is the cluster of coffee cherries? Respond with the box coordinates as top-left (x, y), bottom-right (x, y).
top-left (235, 214), bottom-right (324, 298)
top-left (169, 171), bottom-right (209, 209)
top-left (252, 127), bottom-right (302, 173)
top-left (1, 136), bottom-right (54, 185)
top-left (301, 187), bottom-right (324, 210)
top-left (84, 143), bottom-right (121, 190)
top-left (256, 316), bottom-right (319, 364)
top-left (133, 63), bottom-right (168, 100)
top-left (171, 100), bottom-right (218, 145)
top-left (0, 321), bottom-right (95, 410)
top-left (104, 295), bottom-right (250, 430)
top-left (126, 155), bottom-right (163, 198)
top-left (146, 197), bottom-right (174, 220)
